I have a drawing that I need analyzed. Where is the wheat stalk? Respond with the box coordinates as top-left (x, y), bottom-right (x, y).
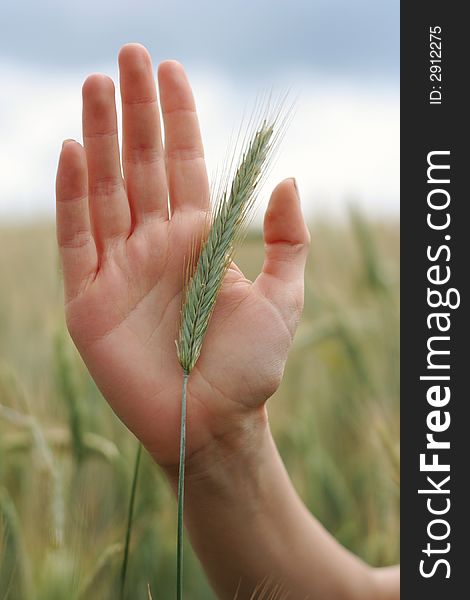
top-left (175, 102), bottom-right (286, 598)
top-left (120, 442), bottom-right (142, 599)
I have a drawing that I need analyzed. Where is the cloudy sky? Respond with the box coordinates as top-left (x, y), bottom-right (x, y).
top-left (0, 0), bottom-right (399, 222)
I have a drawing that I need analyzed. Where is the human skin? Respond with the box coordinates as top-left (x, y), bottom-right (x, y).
top-left (55, 43), bottom-right (399, 599)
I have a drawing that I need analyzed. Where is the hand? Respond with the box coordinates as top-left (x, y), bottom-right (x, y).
top-left (56, 44), bottom-right (310, 469)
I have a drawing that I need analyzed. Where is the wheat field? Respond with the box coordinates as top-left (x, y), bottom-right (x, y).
top-left (0, 211), bottom-right (399, 599)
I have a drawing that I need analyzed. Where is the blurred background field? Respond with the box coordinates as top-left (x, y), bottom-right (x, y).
top-left (0, 213), bottom-right (399, 599)
top-left (1, 2), bottom-right (399, 595)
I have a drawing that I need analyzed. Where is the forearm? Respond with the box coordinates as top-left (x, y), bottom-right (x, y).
top-left (164, 409), bottom-right (392, 600)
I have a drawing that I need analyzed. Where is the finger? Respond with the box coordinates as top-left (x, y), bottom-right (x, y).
top-left (119, 44), bottom-right (168, 222)
top-left (158, 60), bottom-right (209, 213)
top-left (82, 74), bottom-right (131, 249)
top-left (56, 140), bottom-right (98, 302)
top-left (253, 178), bottom-right (310, 333)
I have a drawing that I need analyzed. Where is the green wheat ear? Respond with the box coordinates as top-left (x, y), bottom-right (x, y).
top-left (177, 121), bottom-right (274, 373)
top-left (175, 101), bottom-right (288, 599)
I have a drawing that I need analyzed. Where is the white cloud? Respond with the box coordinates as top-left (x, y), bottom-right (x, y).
top-left (0, 60), bottom-right (399, 224)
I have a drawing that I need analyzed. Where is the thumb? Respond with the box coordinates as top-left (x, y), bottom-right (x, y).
top-left (254, 178), bottom-right (310, 333)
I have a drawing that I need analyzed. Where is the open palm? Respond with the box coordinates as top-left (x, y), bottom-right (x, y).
top-left (56, 44), bottom-right (310, 468)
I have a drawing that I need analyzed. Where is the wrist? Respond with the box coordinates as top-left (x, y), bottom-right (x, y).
top-left (162, 404), bottom-right (270, 493)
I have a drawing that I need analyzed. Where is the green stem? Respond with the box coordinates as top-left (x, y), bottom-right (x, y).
top-left (177, 371), bottom-right (189, 600)
top-left (120, 441), bottom-right (142, 599)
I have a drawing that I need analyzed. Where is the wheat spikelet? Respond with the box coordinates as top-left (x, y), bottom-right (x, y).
top-left (0, 402), bottom-right (64, 548)
top-left (177, 121), bottom-right (274, 373)
top-left (54, 329), bottom-right (85, 463)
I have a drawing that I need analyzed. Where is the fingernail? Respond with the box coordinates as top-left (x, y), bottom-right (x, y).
top-left (62, 139), bottom-right (75, 149)
top-left (291, 177), bottom-right (300, 201)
